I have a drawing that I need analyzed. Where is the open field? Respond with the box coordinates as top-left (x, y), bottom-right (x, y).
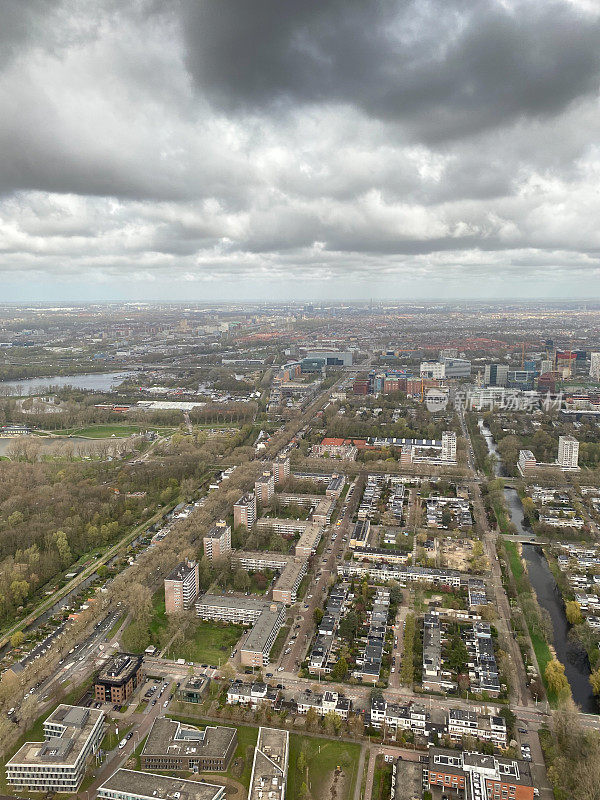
top-left (47, 424), bottom-right (176, 438)
top-left (287, 733), bottom-right (361, 800)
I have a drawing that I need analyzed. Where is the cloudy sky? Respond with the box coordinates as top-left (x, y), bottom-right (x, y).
top-left (1, 0), bottom-right (600, 302)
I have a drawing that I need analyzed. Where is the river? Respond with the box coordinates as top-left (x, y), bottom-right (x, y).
top-left (0, 371), bottom-right (133, 396)
top-left (478, 416), bottom-right (595, 709)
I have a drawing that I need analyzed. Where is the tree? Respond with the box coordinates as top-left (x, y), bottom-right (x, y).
top-left (331, 656), bottom-right (348, 682)
top-left (565, 600), bottom-right (582, 626)
top-left (590, 667), bottom-right (600, 696)
top-left (313, 608), bottom-right (324, 625)
top-left (545, 658), bottom-right (571, 698)
top-left (10, 630), bottom-right (25, 649)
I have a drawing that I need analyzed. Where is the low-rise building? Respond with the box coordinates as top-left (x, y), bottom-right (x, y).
top-left (227, 681), bottom-right (280, 709)
top-left (295, 690), bottom-right (351, 719)
top-left (423, 748), bottom-right (534, 800)
top-left (447, 709), bottom-right (507, 747)
top-left (177, 676), bottom-right (210, 704)
top-left (141, 717), bottom-right (236, 773)
top-left (6, 705), bottom-right (105, 794)
top-left (248, 727), bottom-right (289, 800)
top-left (97, 769), bottom-right (226, 800)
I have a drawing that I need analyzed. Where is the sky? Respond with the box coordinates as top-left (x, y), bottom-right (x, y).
top-left (1, 0), bottom-right (600, 302)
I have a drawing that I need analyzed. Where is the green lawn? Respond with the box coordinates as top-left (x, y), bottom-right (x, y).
top-left (287, 733), bottom-right (362, 800)
top-left (48, 424), bottom-right (175, 438)
top-left (123, 590), bottom-right (242, 664)
top-left (504, 540), bottom-right (524, 581)
top-left (169, 621), bottom-right (243, 665)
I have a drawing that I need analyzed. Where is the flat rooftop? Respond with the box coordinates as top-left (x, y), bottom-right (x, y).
top-left (143, 717), bottom-right (235, 759)
top-left (98, 768), bottom-right (225, 800)
top-left (96, 652), bottom-right (142, 684)
top-left (8, 705), bottom-right (104, 767)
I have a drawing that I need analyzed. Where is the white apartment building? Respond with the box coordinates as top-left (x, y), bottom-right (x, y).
top-left (590, 352), bottom-right (600, 380)
top-left (441, 431), bottom-right (457, 462)
top-left (557, 435), bottom-right (580, 470)
top-left (6, 705), bottom-right (105, 794)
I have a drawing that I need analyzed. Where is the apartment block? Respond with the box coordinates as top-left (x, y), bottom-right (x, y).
top-left (203, 521), bottom-right (232, 562)
top-left (557, 435), bottom-right (579, 470)
top-left (273, 455), bottom-right (290, 485)
top-left (234, 492), bottom-right (257, 529)
top-left (255, 471), bottom-right (275, 503)
top-left (165, 559), bottom-right (200, 612)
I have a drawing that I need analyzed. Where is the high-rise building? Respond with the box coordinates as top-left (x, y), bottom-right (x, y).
top-left (233, 493), bottom-right (257, 528)
top-left (590, 352), bottom-right (600, 380)
top-left (441, 431), bottom-right (457, 462)
top-left (484, 364), bottom-right (509, 387)
top-left (255, 471), bottom-right (275, 504)
top-left (203, 520), bottom-right (232, 562)
top-left (540, 359), bottom-right (553, 375)
top-left (273, 455), bottom-right (290, 485)
top-left (557, 435), bottom-right (579, 470)
top-left (164, 560), bottom-right (200, 613)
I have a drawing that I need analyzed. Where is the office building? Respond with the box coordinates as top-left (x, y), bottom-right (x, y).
top-left (273, 455), bottom-right (290, 485)
top-left (203, 521), bottom-right (232, 563)
top-left (484, 364), bottom-right (509, 387)
top-left (6, 705), bottom-right (105, 794)
top-left (557, 435), bottom-right (579, 470)
top-left (234, 492), bottom-right (257, 528)
top-left (97, 769), bottom-right (226, 800)
top-left (304, 349), bottom-right (352, 366)
top-left (94, 652), bottom-right (144, 704)
top-left (141, 717), bottom-right (236, 773)
top-left (591, 352), bottom-right (600, 380)
top-left (443, 358), bottom-right (471, 378)
top-left (255, 471), bottom-right (275, 504)
top-left (165, 559), bottom-right (200, 611)
top-left (248, 728), bottom-right (289, 800)
top-left (441, 430), bottom-right (457, 462)
top-left (420, 361), bottom-right (446, 379)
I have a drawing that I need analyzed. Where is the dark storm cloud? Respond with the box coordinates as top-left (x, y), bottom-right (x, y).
top-left (181, 0), bottom-right (600, 141)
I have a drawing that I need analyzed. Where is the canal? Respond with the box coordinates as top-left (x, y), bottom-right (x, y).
top-left (478, 416), bottom-right (595, 709)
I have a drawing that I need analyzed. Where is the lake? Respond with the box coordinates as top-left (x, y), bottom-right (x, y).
top-left (0, 371), bottom-right (133, 396)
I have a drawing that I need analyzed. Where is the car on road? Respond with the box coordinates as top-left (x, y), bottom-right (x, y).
top-left (518, 727), bottom-right (527, 734)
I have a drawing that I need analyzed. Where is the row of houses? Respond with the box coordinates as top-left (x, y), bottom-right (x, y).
top-left (369, 698), bottom-right (507, 748)
top-left (354, 588), bottom-right (391, 684)
top-left (308, 583), bottom-right (348, 675)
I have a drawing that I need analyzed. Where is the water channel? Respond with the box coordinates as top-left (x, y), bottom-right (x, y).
top-left (478, 418), bottom-right (596, 710)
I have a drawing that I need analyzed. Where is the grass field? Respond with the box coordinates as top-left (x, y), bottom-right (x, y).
top-left (169, 621), bottom-right (243, 665)
top-left (49, 424), bottom-right (175, 438)
top-left (124, 591), bottom-right (242, 664)
top-left (504, 540), bottom-right (524, 581)
top-left (287, 733), bottom-right (361, 800)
